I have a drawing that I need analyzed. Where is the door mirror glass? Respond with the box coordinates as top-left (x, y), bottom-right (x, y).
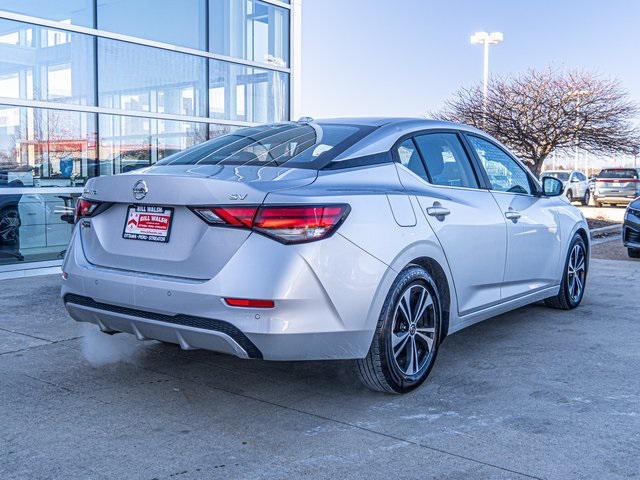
top-left (542, 176), bottom-right (564, 196)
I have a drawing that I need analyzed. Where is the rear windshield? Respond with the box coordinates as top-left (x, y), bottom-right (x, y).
top-left (156, 123), bottom-right (376, 169)
top-left (543, 172), bottom-right (570, 181)
top-left (598, 169), bottom-right (639, 179)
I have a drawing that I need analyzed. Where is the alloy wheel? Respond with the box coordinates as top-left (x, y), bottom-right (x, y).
top-left (567, 243), bottom-right (586, 302)
top-left (390, 284), bottom-right (436, 376)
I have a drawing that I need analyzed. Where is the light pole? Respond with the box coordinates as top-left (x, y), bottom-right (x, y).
top-left (568, 89), bottom-right (590, 172)
top-left (470, 31), bottom-right (504, 114)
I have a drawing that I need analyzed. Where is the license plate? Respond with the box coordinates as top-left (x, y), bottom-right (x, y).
top-left (123, 205), bottom-right (173, 243)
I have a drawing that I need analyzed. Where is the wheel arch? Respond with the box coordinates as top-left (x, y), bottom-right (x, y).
top-left (406, 256), bottom-right (452, 342)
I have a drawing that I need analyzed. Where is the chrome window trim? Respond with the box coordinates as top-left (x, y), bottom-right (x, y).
top-left (0, 10), bottom-right (291, 73)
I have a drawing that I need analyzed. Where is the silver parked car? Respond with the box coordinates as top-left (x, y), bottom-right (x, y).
top-left (62, 118), bottom-right (589, 393)
top-left (540, 170), bottom-right (590, 205)
top-left (593, 168), bottom-right (640, 207)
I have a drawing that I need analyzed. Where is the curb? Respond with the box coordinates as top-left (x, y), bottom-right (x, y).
top-left (590, 224), bottom-right (622, 238)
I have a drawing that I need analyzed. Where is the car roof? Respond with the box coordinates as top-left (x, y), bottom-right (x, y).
top-left (310, 117), bottom-right (490, 162)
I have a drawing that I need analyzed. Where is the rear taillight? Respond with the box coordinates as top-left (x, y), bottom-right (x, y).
top-left (74, 198), bottom-right (103, 223)
top-left (191, 204), bottom-right (350, 244)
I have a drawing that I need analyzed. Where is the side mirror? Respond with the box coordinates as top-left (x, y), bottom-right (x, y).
top-left (542, 176), bottom-right (564, 197)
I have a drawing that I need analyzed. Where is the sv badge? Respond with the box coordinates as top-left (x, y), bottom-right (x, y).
top-left (228, 193), bottom-right (248, 201)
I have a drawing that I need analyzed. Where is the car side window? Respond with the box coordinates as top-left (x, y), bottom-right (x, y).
top-left (413, 133), bottom-right (479, 189)
top-left (396, 138), bottom-right (429, 181)
top-left (467, 136), bottom-right (532, 195)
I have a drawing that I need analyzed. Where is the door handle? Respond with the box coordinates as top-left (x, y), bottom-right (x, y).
top-left (504, 209), bottom-right (521, 222)
top-left (426, 203), bottom-right (450, 219)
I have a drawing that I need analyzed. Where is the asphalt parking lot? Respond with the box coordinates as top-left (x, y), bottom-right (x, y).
top-left (2, 257), bottom-right (640, 480)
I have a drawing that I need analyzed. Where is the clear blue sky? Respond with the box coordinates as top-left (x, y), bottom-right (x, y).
top-left (301, 0), bottom-right (640, 119)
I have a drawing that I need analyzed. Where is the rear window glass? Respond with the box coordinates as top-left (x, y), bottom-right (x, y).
top-left (598, 169), bottom-right (638, 179)
top-left (156, 123), bottom-right (376, 169)
top-left (543, 172), bottom-right (570, 181)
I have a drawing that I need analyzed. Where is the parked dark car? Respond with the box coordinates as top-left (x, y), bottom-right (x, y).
top-left (593, 168), bottom-right (640, 207)
top-left (623, 198), bottom-right (640, 258)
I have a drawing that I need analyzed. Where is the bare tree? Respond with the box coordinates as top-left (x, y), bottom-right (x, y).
top-left (435, 69), bottom-right (640, 176)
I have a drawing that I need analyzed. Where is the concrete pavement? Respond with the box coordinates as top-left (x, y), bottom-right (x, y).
top-left (2, 259), bottom-right (639, 480)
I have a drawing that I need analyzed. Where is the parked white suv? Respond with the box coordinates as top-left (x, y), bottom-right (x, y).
top-left (541, 170), bottom-right (590, 205)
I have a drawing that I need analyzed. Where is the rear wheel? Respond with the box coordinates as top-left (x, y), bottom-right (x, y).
top-left (0, 207), bottom-right (20, 245)
top-left (356, 266), bottom-right (441, 394)
top-left (629, 249), bottom-right (640, 259)
top-left (544, 234), bottom-right (587, 310)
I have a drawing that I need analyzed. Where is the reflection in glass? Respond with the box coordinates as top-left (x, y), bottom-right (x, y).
top-left (0, 192), bottom-right (79, 265)
top-left (210, 0), bottom-right (289, 67)
top-left (0, 19), bottom-right (95, 105)
top-left (0, 0), bottom-right (94, 27)
top-left (210, 61), bottom-right (289, 123)
top-left (97, 0), bottom-right (206, 50)
top-left (98, 39), bottom-right (207, 117)
top-left (0, 106), bottom-right (97, 188)
top-left (98, 114), bottom-right (208, 175)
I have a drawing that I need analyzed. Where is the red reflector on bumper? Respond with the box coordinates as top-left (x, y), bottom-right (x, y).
top-left (224, 298), bottom-right (275, 308)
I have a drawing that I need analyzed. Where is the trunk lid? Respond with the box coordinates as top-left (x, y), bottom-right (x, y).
top-left (79, 165), bottom-right (317, 279)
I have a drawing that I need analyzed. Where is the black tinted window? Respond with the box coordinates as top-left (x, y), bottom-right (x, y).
top-left (414, 133), bottom-right (479, 189)
top-left (598, 169), bottom-right (639, 179)
top-left (156, 123), bottom-right (375, 169)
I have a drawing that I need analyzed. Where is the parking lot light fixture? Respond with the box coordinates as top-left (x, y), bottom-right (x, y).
top-left (470, 31), bottom-right (504, 114)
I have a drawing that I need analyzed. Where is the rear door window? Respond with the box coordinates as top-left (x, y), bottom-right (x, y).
top-left (413, 133), bottom-right (479, 189)
top-left (396, 139), bottom-right (429, 181)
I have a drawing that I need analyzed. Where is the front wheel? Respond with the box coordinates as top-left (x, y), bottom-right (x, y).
top-left (581, 190), bottom-right (590, 206)
top-left (356, 266), bottom-right (441, 394)
top-left (629, 249), bottom-right (640, 259)
top-left (566, 190), bottom-right (574, 203)
top-left (544, 234), bottom-right (588, 310)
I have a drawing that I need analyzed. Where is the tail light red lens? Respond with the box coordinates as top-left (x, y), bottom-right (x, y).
top-left (191, 204), bottom-right (350, 244)
top-left (74, 198), bottom-right (102, 223)
top-left (224, 297), bottom-right (275, 308)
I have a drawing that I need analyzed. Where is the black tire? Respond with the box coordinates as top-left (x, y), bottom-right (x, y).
top-left (0, 206), bottom-right (20, 245)
top-left (628, 249), bottom-right (640, 259)
top-left (581, 190), bottom-right (590, 206)
top-left (566, 190), bottom-right (574, 203)
top-left (544, 234), bottom-right (588, 310)
top-left (356, 265), bottom-right (442, 394)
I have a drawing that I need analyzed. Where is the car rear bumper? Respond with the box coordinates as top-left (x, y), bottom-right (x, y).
top-left (594, 191), bottom-right (638, 204)
top-left (61, 226), bottom-right (387, 360)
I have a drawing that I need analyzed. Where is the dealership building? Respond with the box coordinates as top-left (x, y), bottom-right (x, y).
top-left (0, 0), bottom-right (301, 277)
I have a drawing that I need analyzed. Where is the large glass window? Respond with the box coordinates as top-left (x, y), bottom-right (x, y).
top-left (0, 106), bottom-right (97, 188)
top-left (0, 19), bottom-right (95, 105)
top-left (97, 0), bottom-right (207, 50)
top-left (98, 114), bottom-right (208, 175)
top-left (210, 0), bottom-right (289, 67)
top-left (209, 60), bottom-right (288, 123)
top-left (0, 192), bottom-right (78, 266)
top-left (468, 135), bottom-right (532, 195)
top-left (98, 38), bottom-right (207, 118)
top-left (0, 0), bottom-right (94, 27)
top-left (414, 133), bottom-right (479, 189)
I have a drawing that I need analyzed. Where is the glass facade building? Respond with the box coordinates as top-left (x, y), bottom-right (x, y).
top-left (0, 0), bottom-right (300, 275)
